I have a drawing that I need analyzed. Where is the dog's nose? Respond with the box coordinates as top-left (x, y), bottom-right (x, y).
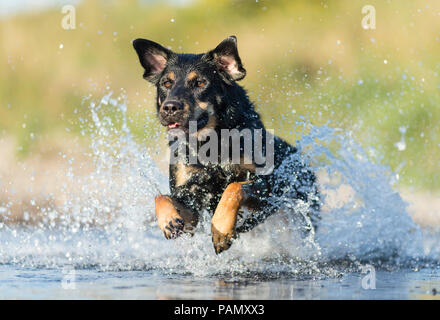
top-left (161, 101), bottom-right (184, 115)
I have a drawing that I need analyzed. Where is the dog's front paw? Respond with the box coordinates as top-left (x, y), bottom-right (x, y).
top-left (211, 224), bottom-right (236, 254)
top-left (155, 195), bottom-right (185, 239)
top-left (162, 218), bottom-right (185, 239)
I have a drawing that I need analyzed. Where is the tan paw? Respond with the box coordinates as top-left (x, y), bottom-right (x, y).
top-left (155, 195), bottom-right (185, 239)
top-left (211, 224), bottom-right (236, 254)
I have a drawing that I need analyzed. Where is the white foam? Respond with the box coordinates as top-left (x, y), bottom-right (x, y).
top-left (0, 91), bottom-right (438, 276)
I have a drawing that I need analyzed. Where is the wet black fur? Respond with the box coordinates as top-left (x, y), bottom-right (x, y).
top-left (133, 36), bottom-right (320, 233)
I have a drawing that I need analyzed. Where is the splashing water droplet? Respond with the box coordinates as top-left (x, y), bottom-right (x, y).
top-left (0, 89), bottom-right (438, 278)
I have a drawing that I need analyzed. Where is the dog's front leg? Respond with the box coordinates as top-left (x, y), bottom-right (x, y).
top-left (211, 182), bottom-right (249, 254)
top-left (155, 195), bottom-right (198, 239)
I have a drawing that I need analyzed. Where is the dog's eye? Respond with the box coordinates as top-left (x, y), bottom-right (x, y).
top-left (163, 80), bottom-right (173, 88)
top-left (196, 80), bottom-right (206, 88)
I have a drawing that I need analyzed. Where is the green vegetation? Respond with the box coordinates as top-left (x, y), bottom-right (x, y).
top-left (1, 0), bottom-right (439, 189)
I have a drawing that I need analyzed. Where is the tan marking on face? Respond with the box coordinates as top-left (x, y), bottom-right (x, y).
top-left (187, 71), bottom-right (198, 81)
top-left (168, 72), bottom-right (175, 81)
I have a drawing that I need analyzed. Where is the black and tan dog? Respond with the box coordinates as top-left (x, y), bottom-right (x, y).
top-left (133, 36), bottom-right (320, 254)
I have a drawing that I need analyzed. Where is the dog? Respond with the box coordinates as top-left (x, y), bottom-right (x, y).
top-left (133, 36), bottom-right (320, 254)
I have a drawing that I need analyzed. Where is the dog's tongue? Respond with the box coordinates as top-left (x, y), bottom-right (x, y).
top-left (168, 122), bottom-right (179, 129)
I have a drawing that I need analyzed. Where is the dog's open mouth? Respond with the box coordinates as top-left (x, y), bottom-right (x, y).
top-left (166, 113), bottom-right (209, 131)
top-left (167, 122), bottom-right (180, 129)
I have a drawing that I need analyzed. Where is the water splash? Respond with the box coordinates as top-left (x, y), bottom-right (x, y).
top-left (0, 90), bottom-right (438, 278)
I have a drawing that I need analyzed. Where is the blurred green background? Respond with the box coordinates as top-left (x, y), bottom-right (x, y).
top-left (0, 0), bottom-right (439, 190)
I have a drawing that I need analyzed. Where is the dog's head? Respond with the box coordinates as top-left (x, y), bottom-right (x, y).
top-left (133, 36), bottom-right (246, 132)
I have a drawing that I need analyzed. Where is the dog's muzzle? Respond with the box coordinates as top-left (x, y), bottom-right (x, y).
top-left (160, 100), bottom-right (186, 129)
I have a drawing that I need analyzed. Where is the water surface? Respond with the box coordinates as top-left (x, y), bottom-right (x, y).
top-left (1, 265), bottom-right (439, 299)
top-left (1, 91), bottom-right (439, 300)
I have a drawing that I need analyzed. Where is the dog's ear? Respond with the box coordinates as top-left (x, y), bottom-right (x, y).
top-left (204, 36), bottom-right (246, 82)
top-left (132, 38), bottom-right (174, 83)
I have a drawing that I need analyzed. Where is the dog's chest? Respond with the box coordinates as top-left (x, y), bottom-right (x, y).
top-left (171, 161), bottom-right (226, 188)
top-left (174, 158), bottom-right (255, 180)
